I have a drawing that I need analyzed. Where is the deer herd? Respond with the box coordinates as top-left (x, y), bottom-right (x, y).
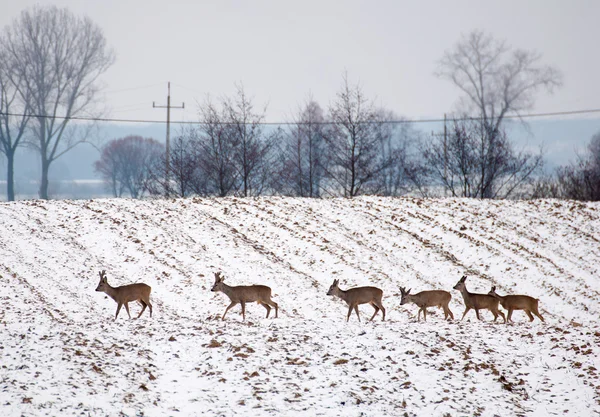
top-left (95, 271), bottom-right (544, 324)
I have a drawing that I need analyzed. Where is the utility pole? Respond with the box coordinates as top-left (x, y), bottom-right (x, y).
top-left (153, 82), bottom-right (184, 197)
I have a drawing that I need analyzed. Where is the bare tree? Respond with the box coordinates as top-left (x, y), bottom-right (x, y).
top-left (373, 109), bottom-right (416, 196)
top-left (0, 47), bottom-right (30, 201)
top-left (1, 5), bottom-right (115, 199)
top-left (276, 98), bottom-right (326, 197)
top-left (147, 134), bottom-right (203, 198)
top-left (436, 30), bottom-right (561, 198)
top-left (325, 75), bottom-right (394, 197)
top-left (94, 136), bottom-right (162, 199)
top-left (223, 84), bottom-right (274, 197)
top-left (556, 132), bottom-right (600, 201)
top-left (421, 119), bottom-right (543, 198)
top-left (94, 139), bottom-right (126, 197)
top-left (194, 99), bottom-right (239, 197)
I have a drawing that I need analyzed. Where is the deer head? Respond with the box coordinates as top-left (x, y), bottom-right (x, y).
top-left (96, 270), bottom-right (108, 292)
top-left (211, 272), bottom-right (224, 292)
top-left (453, 275), bottom-right (467, 290)
top-left (326, 279), bottom-right (340, 296)
top-left (399, 287), bottom-right (412, 305)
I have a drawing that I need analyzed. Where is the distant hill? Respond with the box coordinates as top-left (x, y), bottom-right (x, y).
top-left (0, 197), bottom-right (598, 415)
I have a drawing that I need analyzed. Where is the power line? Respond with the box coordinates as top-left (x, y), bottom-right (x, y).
top-left (1, 107), bottom-right (600, 126)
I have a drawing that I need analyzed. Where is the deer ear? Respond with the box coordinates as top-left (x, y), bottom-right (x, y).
top-left (491, 286), bottom-right (496, 291)
top-left (408, 288), bottom-right (412, 294)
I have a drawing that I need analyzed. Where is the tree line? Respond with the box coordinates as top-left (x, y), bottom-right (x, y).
top-left (1, 6), bottom-right (597, 201)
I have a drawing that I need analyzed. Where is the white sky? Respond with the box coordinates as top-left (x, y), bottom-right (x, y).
top-left (0, 0), bottom-right (599, 124)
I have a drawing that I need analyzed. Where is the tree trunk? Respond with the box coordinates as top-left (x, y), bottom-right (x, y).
top-left (39, 154), bottom-right (50, 200)
top-left (6, 151), bottom-right (15, 201)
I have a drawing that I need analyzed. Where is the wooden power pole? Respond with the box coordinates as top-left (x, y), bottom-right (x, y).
top-left (153, 82), bottom-right (184, 196)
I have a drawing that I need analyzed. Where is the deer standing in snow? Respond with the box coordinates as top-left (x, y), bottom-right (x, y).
top-left (453, 275), bottom-right (505, 323)
top-left (400, 287), bottom-right (454, 321)
top-left (488, 286), bottom-right (544, 323)
top-left (326, 279), bottom-right (386, 322)
top-left (95, 270), bottom-right (152, 320)
top-left (211, 272), bottom-right (278, 321)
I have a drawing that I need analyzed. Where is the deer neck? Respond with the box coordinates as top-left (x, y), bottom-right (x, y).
top-left (103, 283), bottom-right (119, 301)
top-left (219, 282), bottom-right (236, 298)
top-left (335, 288), bottom-right (350, 304)
top-left (458, 286), bottom-right (472, 303)
top-left (406, 294), bottom-right (418, 305)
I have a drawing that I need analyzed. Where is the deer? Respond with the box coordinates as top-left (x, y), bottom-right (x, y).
top-left (95, 270), bottom-right (152, 320)
top-left (453, 275), bottom-right (505, 323)
top-left (326, 279), bottom-right (385, 322)
top-left (488, 286), bottom-right (544, 323)
top-left (399, 287), bottom-right (454, 321)
top-left (211, 272), bottom-right (278, 321)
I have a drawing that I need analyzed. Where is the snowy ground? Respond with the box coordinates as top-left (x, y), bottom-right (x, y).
top-left (0, 197), bottom-right (599, 416)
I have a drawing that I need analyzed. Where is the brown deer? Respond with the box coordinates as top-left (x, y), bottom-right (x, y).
top-left (400, 287), bottom-right (454, 321)
top-left (95, 270), bottom-right (152, 320)
top-left (326, 279), bottom-right (385, 322)
top-left (488, 286), bottom-right (544, 323)
top-left (453, 275), bottom-right (505, 323)
top-left (211, 272), bottom-right (278, 321)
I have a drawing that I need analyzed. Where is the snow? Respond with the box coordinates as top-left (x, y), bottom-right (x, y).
top-left (0, 196), bottom-right (599, 416)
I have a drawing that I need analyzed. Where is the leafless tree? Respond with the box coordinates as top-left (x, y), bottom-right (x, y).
top-left (324, 75), bottom-right (395, 197)
top-left (0, 47), bottom-right (31, 201)
top-left (147, 134), bottom-right (203, 198)
top-left (421, 119), bottom-right (543, 198)
top-left (435, 30), bottom-right (561, 198)
top-left (276, 98), bottom-right (326, 197)
top-left (373, 109), bottom-right (417, 196)
top-left (94, 136), bottom-right (162, 199)
top-left (223, 84), bottom-right (275, 197)
top-left (94, 139), bottom-right (126, 197)
top-left (193, 99), bottom-right (239, 197)
top-left (1, 5), bottom-right (115, 199)
top-left (556, 132), bottom-right (600, 201)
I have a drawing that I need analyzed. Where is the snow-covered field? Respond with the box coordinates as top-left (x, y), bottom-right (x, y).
top-left (0, 197), bottom-right (599, 416)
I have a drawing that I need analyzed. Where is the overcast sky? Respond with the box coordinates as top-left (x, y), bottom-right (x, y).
top-left (0, 0), bottom-right (599, 124)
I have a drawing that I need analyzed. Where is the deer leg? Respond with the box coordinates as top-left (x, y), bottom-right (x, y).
top-left (346, 305), bottom-right (353, 322)
top-left (353, 305), bottom-right (361, 322)
top-left (446, 306), bottom-right (454, 320)
top-left (423, 307), bottom-right (427, 322)
top-left (222, 301), bottom-right (237, 321)
top-left (124, 302), bottom-right (132, 319)
top-left (137, 301), bottom-right (147, 319)
top-left (115, 303), bottom-right (123, 321)
top-left (476, 309), bottom-right (483, 321)
top-left (372, 300), bottom-right (385, 321)
top-left (525, 310), bottom-right (534, 322)
top-left (417, 308), bottom-right (422, 322)
top-left (147, 301), bottom-right (153, 318)
top-left (241, 301), bottom-right (246, 321)
top-left (445, 304), bottom-right (454, 320)
top-left (460, 307), bottom-right (471, 321)
top-left (260, 302), bottom-right (271, 318)
top-left (498, 309), bottom-right (506, 323)
top-left (269, 300), bottom-right (278, 318)
top-left (533, 309), bottom-right (544, 322)
top-left (368, 303), bottom-right (379, 322)
top-left (505, 309), bottom-right (513, 322)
